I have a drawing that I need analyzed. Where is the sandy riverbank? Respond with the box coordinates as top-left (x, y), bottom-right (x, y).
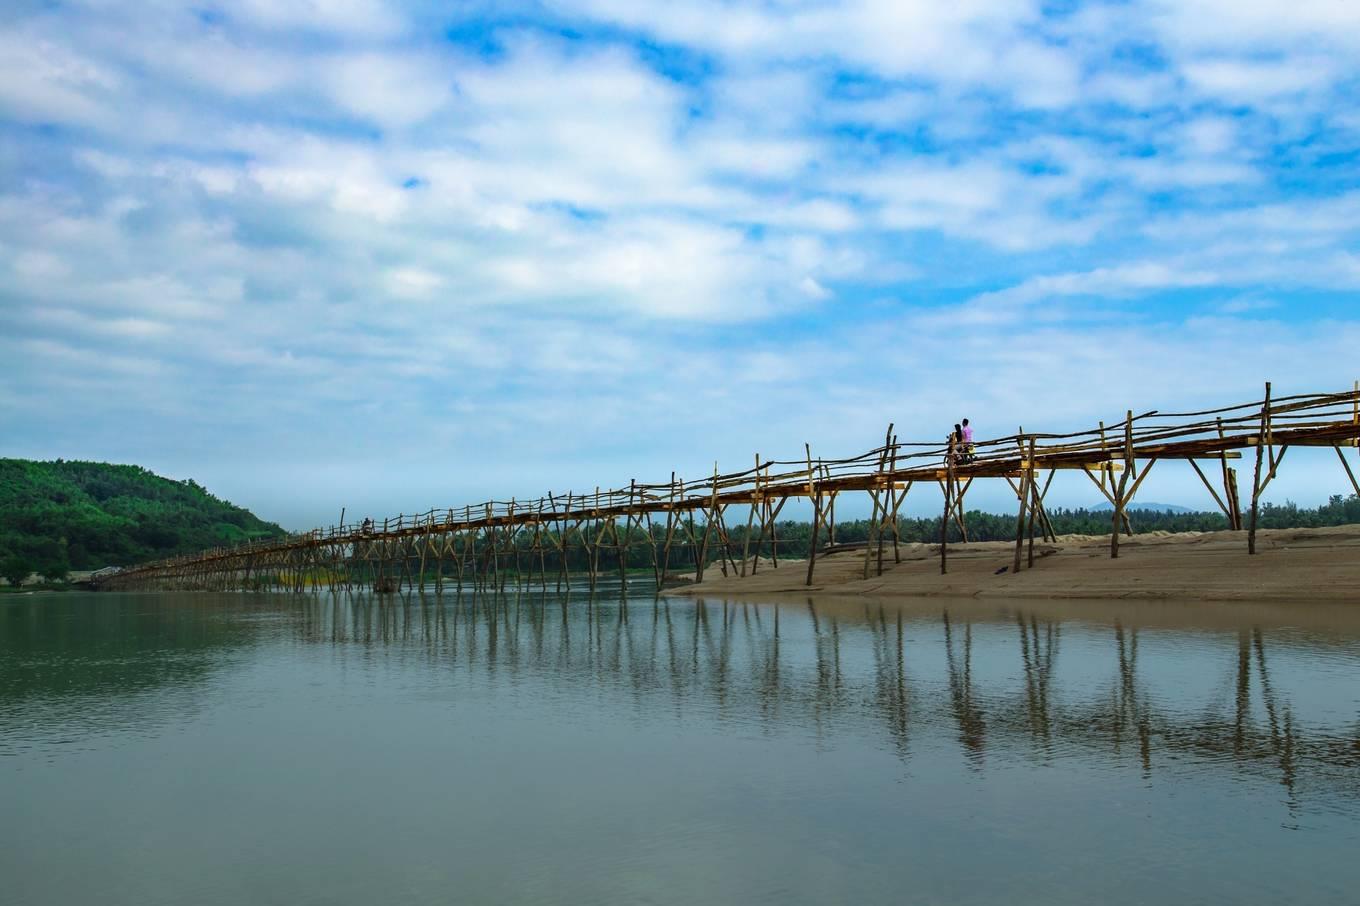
top-left (662, 524), bottom-right (1360, 604)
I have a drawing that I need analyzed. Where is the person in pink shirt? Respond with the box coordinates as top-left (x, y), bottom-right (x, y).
top-left (961, 419), bottom-right (975, 462)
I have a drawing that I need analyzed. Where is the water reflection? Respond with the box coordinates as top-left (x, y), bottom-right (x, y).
top-left (4, 591), bottom-right (1359, 814)
top-left (263, 590), bottom-right (1360, 809)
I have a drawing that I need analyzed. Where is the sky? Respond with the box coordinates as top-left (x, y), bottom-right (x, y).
top-left (2, 0), bottom-right (1359, 530)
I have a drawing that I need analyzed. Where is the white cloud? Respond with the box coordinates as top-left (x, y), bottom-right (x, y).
top-left (322, 51), bottom-right (451, 127)
top-left (1146, 0), bottom-right (1360, 51)
top-left (0, 32), bottom-right (119, 128)
top-left (1182, 57), bottom-right (1337, 102)
top-left (226, 0), bottom-right (406, 38)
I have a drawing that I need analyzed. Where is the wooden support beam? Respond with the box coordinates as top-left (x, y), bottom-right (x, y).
top-left (1249, 382), bottom-right (1270, 555)
top-left (805, 445), bottom-right (822, 587)
top-left (1111, 413), bottom-right (1133, 560)
top-left (942, 434), bottom-right (955, 575)
top-left (1189, 457), bottom-right (1234, 523)
top-left (1337, 446), bottom-right (1360, 499)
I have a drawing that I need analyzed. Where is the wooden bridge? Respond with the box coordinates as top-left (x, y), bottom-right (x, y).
top-left (95, 382), bottom-right (1360, 594)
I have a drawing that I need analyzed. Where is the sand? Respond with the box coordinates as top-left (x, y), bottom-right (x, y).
top-left (662, 524), bottom-right (1360, 604)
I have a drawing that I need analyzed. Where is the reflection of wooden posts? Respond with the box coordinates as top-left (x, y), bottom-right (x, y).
top-left (1249, 383), bottom-right (1270, 555)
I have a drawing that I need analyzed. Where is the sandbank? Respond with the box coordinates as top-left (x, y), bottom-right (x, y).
top-left (662, 524), bottom-right (1360, 604)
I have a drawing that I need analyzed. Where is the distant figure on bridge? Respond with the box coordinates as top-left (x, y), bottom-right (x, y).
top-left (962, 418), bottom-right (975, 463)
top-left (361, 517), bottom-right (374, 535)
top-left (951, 424), bottom-right (964, 465)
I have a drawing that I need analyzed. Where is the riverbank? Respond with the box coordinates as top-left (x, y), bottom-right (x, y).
top-left (662, 524), bottom-right (1360, 603)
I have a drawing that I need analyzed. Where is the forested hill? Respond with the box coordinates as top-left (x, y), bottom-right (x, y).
top-left (0, 459), bottom-right (286, 573)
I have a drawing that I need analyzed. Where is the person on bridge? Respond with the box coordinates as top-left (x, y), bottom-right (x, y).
top-left (361, 517), bottom-right (374, 535)
top-left (961, 418), bottom-right (976, 463)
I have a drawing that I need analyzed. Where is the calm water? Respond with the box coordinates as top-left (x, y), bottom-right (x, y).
top-left (2, 589), bottom-right (1359, 905)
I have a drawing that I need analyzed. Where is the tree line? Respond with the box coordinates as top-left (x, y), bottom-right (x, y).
top-left (1, 459), bottom-right (286, 586)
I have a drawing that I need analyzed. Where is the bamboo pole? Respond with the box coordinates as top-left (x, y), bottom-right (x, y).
top-left (942, 434), bottom-right (955, 575)
top-left (1012, 432), bottom-right (1031, 573)
top-left (1111, 412), bottom-right (1133, 560)
top-left (1026, 438), bottom-right (1039, 569)
top-left (806, 445), bottom-right (821, 587)
top-left (1249, 383), bottom-right (1271, 555)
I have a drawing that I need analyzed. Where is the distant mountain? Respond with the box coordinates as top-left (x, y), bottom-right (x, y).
top-left (1090, 501), bottom-right (1198, 514)
top-left (0, 459), bottom-right (286, 574)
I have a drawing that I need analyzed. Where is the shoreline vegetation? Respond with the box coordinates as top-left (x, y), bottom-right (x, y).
top-left (1, 458), bottom-right (286, 586)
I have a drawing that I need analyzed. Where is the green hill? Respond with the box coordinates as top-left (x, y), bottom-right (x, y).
top-left (0, 459), bottom-right (286, 575)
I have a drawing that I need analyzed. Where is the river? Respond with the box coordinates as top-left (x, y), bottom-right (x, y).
top-left (2, 589), bottom-right (1358, 904)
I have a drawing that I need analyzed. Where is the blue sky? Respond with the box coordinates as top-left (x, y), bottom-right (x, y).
top-left (2, 0), bottom-right (1359, 528)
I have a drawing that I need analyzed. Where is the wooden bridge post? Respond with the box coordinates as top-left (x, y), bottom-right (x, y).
top-left (1216, 417), bottom-right (1242, 530)
top-left (637, 484), bottom-right (662, 589)
top-left (742, 456), bottom-right (759, 577)
top-left (1345, 380), bottom-right (1360, 498)
top-left (588, 488), bottom-right (603, 592)
top-left (714, 503), bottom-right (739, 576)
top-left (1026, 438), bottom-right (1039, 569)
top-left (1111, 412), bottom-right (1134, 559)
top-left (616, 484), bottom-right (633, 589)
top-left (535, 498), bottom-right (548, 591)
top-left (1249, 382), bottom-right (1271, 554)
top-left (942, 434), bottom-right (955, 575)
top-left (805, 444), bottom-right (822, 586)
top-left (1012, 432), bottom-right (1030, 573)
top-left (887, 433), bottom-right (902, 564)
top-left (695, 466), bottom-right (718, 582)
top-left (659, 474), bottom-right (679, 587)
top-left (551, 493), bottom-right (569, 592)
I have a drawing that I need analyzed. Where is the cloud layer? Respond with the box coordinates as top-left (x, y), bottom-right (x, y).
top-left (3, 1), bottom-right (1359, 526)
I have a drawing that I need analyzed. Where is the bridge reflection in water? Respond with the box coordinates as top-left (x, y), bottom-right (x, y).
top-left (289, 591), bottom-right (1360, 812)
